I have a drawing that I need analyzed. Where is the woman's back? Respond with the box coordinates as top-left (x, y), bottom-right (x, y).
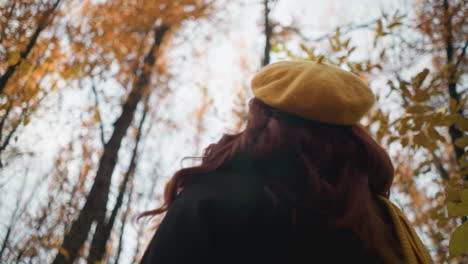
top-left (140, 155), bottom-right (404, 264)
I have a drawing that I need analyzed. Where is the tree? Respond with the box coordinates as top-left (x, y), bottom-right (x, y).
top-left (0, 0), bottom-right (65, 167)
top-left (51, 1), bottom-right (215, 263)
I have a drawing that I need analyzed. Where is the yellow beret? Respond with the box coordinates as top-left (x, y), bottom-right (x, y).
top-left (251, 60), bottom-right (375, 125)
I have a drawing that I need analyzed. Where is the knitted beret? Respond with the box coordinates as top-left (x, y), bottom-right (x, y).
top-left (251, 60), bottom-right (375, 125)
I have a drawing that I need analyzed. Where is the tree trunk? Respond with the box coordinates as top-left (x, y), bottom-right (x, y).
top-left (443, 0), bottom-right (466, 181)
top-left (112, 190), bottom-right (132, 264)
top-left (52, 25), bottom-right (169, 264)
top-left (262, 0), bottom-right (273, 67)
top-left (87, 98), bottom-right (149, 264)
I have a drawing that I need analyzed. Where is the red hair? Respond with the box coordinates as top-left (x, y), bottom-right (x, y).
top-left (141, 98), bottom-right (402, 263)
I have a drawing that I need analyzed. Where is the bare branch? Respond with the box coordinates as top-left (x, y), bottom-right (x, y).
top-left (112, 181), bottom-right (134, 264)
top-left (0, 100), bottom-right (13, 144)
top-left (0, 114), bottom-right (22, 152)
top-left (430, 151), bottom-right (450, 180)
top-left (91, 81), bottom-right (106, 145)
top-left (0, 167), bottom-right (29, 261)
top-left (454, 40), bottom-right (468, 70)
top-left (278, 18), bottom-right (380, 43)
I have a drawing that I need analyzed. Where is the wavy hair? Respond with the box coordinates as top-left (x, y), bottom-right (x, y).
top-left (141, 98), bottom-right (402, 263)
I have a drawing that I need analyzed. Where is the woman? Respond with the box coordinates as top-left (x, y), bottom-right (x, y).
top-left (140, 60), bottom-right (433, 264)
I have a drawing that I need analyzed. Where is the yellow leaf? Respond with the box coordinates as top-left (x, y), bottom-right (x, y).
top-left (7, 52), bottom-right (21, 65)
top-left (463, 189), bottom-right (468, 202)
top-left (454, 136), bottom-right (468, 148)
top-left (449, 98), bottom-right (458, 112)
top-left (413, 132), bottom-right (426, 147)
top-left (449, 221), bottom-right (468, 257)
top-left (446, 185), bottom-right (461, 202)
top-left (454, 116), bottom-right (468, 131)
top-left (436, 107), bottom-right (447, 114)
top-left (376, 19), bottom-right (383, 35)
top-left (411, 68), bottom-right (429, 89)
top-left (59, 248), bottom-right (70, 261)
top-left (271, 41), bottom-right (280, 53)
top-left (413, 90), bottom-right (431, 102)
top-left (447, 201), bottom-right (468, 217)
top-left (328, 38), bottom-right (340, 52)
top-left (94, 111), bottom-right (101, 122)
top-left (407, 104), bottom-right (429, 114)
top-left (334, 27), bottom-right (340, 41)
top-left (399, 81), bottom-right (412, 99)
top-left (347, 46), bottom-right (356, 55)
top-left (428, 127), bottom-right (445, 142)
top-left (459, 155), bottom-right (468, 169)
top-left (48, 241), bottom-right (61, 249)
top-left (447, 189), bottom-right (468, 217)
top-left (342, 38), bottom-right (351, 48)
top-left (387, 22), bottom-right (402, 28)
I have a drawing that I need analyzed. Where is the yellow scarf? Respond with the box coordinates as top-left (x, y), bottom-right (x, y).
top-left (379, 197), bottom-right (434, 264)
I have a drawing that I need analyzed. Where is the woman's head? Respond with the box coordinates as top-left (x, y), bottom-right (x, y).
top-left (143, 97), bottom-right (394, 217)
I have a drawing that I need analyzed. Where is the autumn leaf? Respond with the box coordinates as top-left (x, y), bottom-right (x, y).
top-left (342, 38), bottom-right (351, 48)
top-left (347, 46), bottom-right (356, 55)
top-left (59, 248), bottom-right (70, 261)
top-left (387, 22), bottom-right (402, 28)
top-left (7, 51), bottom-right (21, 65)
top-left (454, 116), bottom-right (468, 131)
top-left (447, 188), bottom-right (468, 217)
top-left (446, 185), bottom-right (462, 202)
top-left (447, 187), bottom-right (468, 257)
top-left (23, 118), bottom-right (31, 126)
top-left (454, 136), bottom-right (468, 149)
top-left (449, 221), bottom-right (468, 257)
top-left (376, 19), bottom-right (384, 35)
top-left (94, 111), bottom-right (101, 122)
top-left (447, 201), bottom-right (468, 217)
top-left (407, 104), bottom-right (431, 114)
top-left (411, 68), bottom-right (429, 90)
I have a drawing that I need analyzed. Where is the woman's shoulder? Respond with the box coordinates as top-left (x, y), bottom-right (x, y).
top-left (180, 159), bottom-right (265, 209)
top-left (166, 159), bottom-right (268, 236)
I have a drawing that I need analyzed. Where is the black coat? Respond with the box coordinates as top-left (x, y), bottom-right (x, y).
top-left (140, 157), bottom-right (391, 264)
